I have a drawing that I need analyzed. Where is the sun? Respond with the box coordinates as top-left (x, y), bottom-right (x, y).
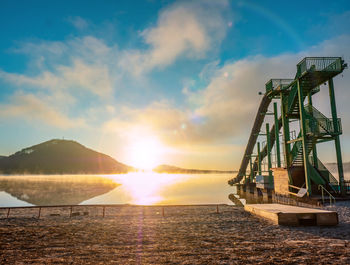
top-left (127, 137), bottom-right (164, 170)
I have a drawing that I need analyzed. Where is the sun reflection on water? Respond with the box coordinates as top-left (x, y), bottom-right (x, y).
top-left (109, 172), bottom-right (188, 205)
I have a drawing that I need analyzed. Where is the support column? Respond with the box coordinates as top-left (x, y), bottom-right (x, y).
top-left (329, 78), bottom-right (345, 196)
top-left (257, 142), bottom-right (262, 175)
top-left (266, 123), bottom-right (273, 189)
top-left (280, 93), bottom-right (291, 168)
top-left (308, 92), bottom-right (318, 168)
top-left (297, 80), bottom-right (312, 196)
top-left (274, 102), bottom-right (281, 167)
top-left (249, 156), bottom-right (253, 182)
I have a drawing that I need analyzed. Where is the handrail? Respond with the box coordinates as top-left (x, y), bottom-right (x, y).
top-left (304, 104), bottom-right (342, 135)
top-left (310, 157), bottom-right (339, 186)
top-left (265, 79), bottom-right (293, 93)
top-left (297, 57), bottom-right (343, 76)
top-left (290, 131), bottom-right (303, 162)
top-left (318, 185), bottom-right (336, 206)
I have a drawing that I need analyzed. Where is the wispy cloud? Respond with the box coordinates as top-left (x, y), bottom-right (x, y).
top-left (0, 59), bottom-right (113, 98)
top-left (119, 0), bottom-right (230, 75)
top-left (66, 16), bottom-right (89, 30)
top-left (0, 92), bottom-right (85, 129)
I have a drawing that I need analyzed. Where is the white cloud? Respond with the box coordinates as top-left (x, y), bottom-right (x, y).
top-left (0, 92), bottom-right (85, 129)
top-left (67, 16), bottom-right (89, 30)
top-left (119, 0), bottom-right (229, 75)
top-left (0, 56), bottom-right (113, 98)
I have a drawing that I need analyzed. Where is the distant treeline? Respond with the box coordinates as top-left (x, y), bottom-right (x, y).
top-left (153, 164), bottom-right (237, 174)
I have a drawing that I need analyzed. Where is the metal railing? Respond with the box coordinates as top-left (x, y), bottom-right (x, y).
top-left (318, 185), bottom-right (336, 206)
top-left (304, 106), bottom-right (342, 135)
top-left (309, 156), bottom-right (339, 186)
top-left (297, 57), bottom-right (343, 76)
top-left (290, 131), bottom-right (303, 162)
top-left (265, 79), bottom-right (293, 93)
top-left (287, 82), bottom-right (298, 113)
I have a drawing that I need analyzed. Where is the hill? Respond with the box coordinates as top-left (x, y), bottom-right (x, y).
top-left (153, 164), bottom-right (236, 174)
top-left (0, 139), bottom-right (133, 174)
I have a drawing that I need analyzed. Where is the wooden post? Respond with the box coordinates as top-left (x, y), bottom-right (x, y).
top-left (216, 205), bottom-right (219, 214)
top-left (103, 206), bottom-right (105, 218)
top-left (38, 207), bottom-right (42, 219)
top-left (162, 207), bottom-right (165, 217)
top-left (7, 208), bottom-right (10, 218)
top-left (70, 206), bottom-right (73, 218)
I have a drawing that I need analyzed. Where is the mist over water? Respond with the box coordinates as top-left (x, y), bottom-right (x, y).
top-left (0, 173), bottom-right (234, 207)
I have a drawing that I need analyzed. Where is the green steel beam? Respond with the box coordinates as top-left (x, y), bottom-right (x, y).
top-left (329, 78), bottom-right (346, 196)
top-left (297, 79), bottom-right (312, 196)
top-left (249, 156), bottom-right (253, 182)
top-left (273, 102), bottom-right (281, 167)
top-left (308, 92), bottom-right (318, 168)
top-left (280, 92), bottom-right (291, 167)
top-left (266, 123), bottom-right (273, 188)
top-left (257, 142), bottom-right (262, 175)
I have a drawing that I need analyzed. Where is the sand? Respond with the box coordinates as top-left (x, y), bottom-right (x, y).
top-left (1, 204), bottom-right (350, 264)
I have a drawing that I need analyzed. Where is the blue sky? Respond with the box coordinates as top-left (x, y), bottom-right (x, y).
top-left (1, 0), bottom-right (350, 169)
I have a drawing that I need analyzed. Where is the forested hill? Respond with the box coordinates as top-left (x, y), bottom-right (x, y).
top-left (0, 139), bottom-right (134, 174)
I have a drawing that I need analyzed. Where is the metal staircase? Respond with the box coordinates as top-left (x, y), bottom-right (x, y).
top-left (288, 105), bottom-right (342, 195)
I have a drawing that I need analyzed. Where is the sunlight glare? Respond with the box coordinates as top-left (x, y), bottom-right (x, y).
top-left (127, 136), bottom-right (165, 170)
top-left (111, 172), bottom-right (185, 205)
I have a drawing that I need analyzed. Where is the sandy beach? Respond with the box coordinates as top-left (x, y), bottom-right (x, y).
top-left (1, 204), bottom-right (350, 264)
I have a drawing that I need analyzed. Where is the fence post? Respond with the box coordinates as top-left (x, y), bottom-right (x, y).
top-left (38, 207), bottom-right (42, 219)
top-left (70, 206), bottom-right (73, 218)
top-left (103, 206), bottom-right (105, 218)
top-left (216, 205), bottom-right (219, 214)
top-left (162, 207), bottom-right (164, 217)
top-left (7, 208), bottom-right (10, 218)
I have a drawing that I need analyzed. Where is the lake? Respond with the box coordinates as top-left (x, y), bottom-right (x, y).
top-left (0, 173), bottom-right (236, 207)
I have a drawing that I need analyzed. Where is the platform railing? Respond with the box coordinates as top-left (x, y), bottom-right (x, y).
top-left (305, 104), bottom-right (342, 135)
top-left (265, 79), bottom-right (293, 93)
top-left (297, 57), bottom-right (343, 76)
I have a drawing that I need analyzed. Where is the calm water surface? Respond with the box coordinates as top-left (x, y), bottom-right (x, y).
top-left (0, 173), bottom-right (235, 207)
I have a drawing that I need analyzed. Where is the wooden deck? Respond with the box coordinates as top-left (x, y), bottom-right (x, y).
top-left (244, 203), bottom-right (338, 226)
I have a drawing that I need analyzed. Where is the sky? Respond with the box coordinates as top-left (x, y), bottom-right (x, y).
top-left (1, 0), bottom-right (350, 170)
